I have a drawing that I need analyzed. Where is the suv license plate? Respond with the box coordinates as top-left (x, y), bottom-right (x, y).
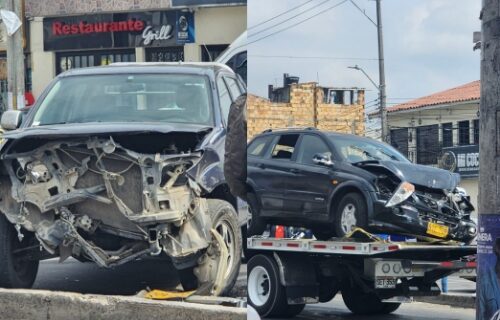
top-left (427, 222), bottom-right (449, 238)
top-left (375, 278), bottom-right (397, 289)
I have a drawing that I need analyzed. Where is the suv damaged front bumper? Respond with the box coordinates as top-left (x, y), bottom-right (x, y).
top-left (370, 195), bottom-right (477, 243)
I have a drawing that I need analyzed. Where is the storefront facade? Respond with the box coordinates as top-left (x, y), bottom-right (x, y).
top-left (27, 0), bottom-right (246, 97)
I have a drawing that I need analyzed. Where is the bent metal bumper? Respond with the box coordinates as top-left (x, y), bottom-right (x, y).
top-left (370, 199), bottom-right (477, 243)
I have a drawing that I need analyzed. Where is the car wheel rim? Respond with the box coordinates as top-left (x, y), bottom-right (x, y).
top-left (215, 219), bottom-right (236, 279)
top-left (248, 266), bottom-right (270, 306)
top-left (247, 203), bottom-right (254, 230)
top-left (341, 203), bottom-right (357, 234)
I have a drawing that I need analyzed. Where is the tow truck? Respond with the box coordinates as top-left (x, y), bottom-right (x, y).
top-left (246, 229), bottom-right (476, 317)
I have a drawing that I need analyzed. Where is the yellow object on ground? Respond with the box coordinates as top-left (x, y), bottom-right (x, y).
top-left (145, 289), bottom-right (195, 301)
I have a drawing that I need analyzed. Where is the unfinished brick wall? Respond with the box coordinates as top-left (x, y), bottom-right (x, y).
top-left (248, 83), bottom-right (365, 139)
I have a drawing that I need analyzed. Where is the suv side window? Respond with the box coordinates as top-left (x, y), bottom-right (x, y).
top-left (217, 77), bottom-right (232, 123)
top-left (297, 134), bottom-right (331, 165)
top-left (224, 76), bottom-right (242, 100)
top-left (248, 135), bottom-right (273, 157)
top-left (270, 134), bottom-right (300, 160)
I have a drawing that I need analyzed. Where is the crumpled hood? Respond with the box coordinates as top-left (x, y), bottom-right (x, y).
top-left (2, 122), bottom-right (213, 140)
top-left (357, 160), bottom-right (460, 190)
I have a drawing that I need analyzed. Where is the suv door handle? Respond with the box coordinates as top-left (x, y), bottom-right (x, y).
top-left (289, 168), bottom-right (300, 174)
top-left (256, 163), bottom-right (266, 169)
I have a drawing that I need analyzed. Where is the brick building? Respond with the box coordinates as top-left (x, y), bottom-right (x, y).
top-left (248, 80), bottom-right (365, 139)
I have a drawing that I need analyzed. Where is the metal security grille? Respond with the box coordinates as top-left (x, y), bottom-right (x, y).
top-left (56, 50), bottom-right (136, 74)
top-left (416, 124), bottom-right (439, 165)
top-left (390, 128), bottom-right (409, 158)
top-left (201, 44), bottom-right (229, 62)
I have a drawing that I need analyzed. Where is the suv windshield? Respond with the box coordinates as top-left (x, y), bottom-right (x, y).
top-left (328, 135), bottom-right (409, 163)
top-left (32, 74), bottom-right (213, 126)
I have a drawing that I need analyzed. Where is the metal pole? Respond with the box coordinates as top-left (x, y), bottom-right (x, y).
top-left (376, 0), bottom-right (388, 143)
top-left (5, 0), bottom-right (16, 110)
top-left (13, 0), bottom-right (24, 110)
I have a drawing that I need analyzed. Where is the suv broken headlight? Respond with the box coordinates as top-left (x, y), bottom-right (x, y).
top-left (385, 182), bottom-right (415, 207)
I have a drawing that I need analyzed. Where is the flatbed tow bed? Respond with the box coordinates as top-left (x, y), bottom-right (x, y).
top-left (246, 235), bottom-right (476, 317)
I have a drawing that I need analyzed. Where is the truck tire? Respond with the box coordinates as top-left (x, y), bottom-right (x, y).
top-left (248, 254), bottom-right (305, 318)
top-left (333, 192), bottom-right (368, 237)
top-left (247, 193), bottom-right (266, 236)
top-left (208, 199), bottom-right (242, 296)
top-left (342, 281), bottom-right (401, 315)
top-left (0, 214), bottom-right (39, 288)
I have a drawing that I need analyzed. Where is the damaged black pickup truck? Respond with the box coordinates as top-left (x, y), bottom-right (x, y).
top-left (247, 128), bottom-right (477, 243)
top-left (0, 63), bottom-right (245, 294)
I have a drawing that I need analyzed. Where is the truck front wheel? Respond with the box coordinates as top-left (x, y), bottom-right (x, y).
top-left (0, 215), bottom-right (39, 288)
top-left (248, 254), bottom-right (305, 318)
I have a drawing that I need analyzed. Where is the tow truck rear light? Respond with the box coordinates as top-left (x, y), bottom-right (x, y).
top-left (314, 244), bottom-right (327, 249)
top-left (287, 242), bottom-right (300, 248)
top-left (440, 261), bottom-right (454, 268)
top-left (465, 261), bottom-right (477, 268)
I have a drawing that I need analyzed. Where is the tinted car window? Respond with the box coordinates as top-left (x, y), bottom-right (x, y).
top-left (217, 77), bottom-right (232, 123)
top-left (224, 76), bottom-right (242, 100)
top-left (270, 134), bottom-right (299, 160)
top-left (248, 135), bottom-right (273, 157)
top-left (297, 134), bottom-right (331, 165)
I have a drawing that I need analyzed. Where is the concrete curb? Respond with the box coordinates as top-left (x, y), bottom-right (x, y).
top-left (0, 288), bottom-right (246, 320)
top-left (415, 294), bottom-right (475, 309)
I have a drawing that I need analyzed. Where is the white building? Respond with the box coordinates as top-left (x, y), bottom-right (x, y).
top-left (385, 81), bottom-right (480, 210)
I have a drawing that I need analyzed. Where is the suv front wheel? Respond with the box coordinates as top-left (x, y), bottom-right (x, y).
top-left (333, 192), bottom-right (368, 238)
top-left (0, 214), bottom-right (39, 288)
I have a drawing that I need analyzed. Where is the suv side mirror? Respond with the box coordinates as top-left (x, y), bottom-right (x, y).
top-left (1, 110), bottom-right (22, 131)
top-left (313, 152), bottom-right (333, 167)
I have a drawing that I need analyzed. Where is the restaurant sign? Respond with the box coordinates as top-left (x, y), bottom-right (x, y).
top-left (43, 10), bottom-right (194, 51)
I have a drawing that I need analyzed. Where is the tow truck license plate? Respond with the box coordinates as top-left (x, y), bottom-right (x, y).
top-left (375, 278), bottom-right (397, 289)
top-left (427, 222), bottom-right (449, 238)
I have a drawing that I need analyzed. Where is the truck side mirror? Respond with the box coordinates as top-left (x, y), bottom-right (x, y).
top-left (1, 110), bottom-right (22, 130)
top-left (313, 152), bottom-right (333, 167)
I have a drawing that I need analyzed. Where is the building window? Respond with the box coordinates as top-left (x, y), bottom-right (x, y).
top-left (458, 120), bottom-right (470, 145)
top-left (56, 50), bottom-right (135, 74)
top-left (442, 122), bottom-right (453, 148)
top-left (416, 124), bottom-right (439, 165)
top-left (473, 119), bottom-right (479, 144)
top-left (390, 128), bottom-right (409, 158)
top-left (201, 44), bottom-right (229, 62)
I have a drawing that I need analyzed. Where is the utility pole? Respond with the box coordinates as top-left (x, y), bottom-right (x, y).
top-left (479, 0), bottom-right (500, 214)
top-left (5, 0), bottom-right (15, 110)
top-left (477, 1), bottom-right (500, 320)
top-left (376, 0), bottom-right (388, 143)
top-left (13, 0), bottom-right (24, 110)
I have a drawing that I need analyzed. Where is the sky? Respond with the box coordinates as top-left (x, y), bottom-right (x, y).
top-left (247, 0), bottom-right (481, 135)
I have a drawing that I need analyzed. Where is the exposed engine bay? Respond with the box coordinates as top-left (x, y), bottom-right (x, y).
top-left (0, 133), bottom-right (228, 294)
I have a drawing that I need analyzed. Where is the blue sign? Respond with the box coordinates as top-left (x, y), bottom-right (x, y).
top-left (176, 11), bottom-right (195, 44)
top-left (477, 214), bottom-right (500, 320)
top-left (441, 145), bottom-right (479, 177)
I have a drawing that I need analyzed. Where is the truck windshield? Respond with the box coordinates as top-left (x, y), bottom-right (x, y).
top-left (329, 135), bottom-right (410, 163)
top-left (32, 74), bottom-right (213, 126)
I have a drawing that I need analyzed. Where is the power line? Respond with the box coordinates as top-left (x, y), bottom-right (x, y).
top-left (246, 0), bottom-right (349, 47)
top-left (249, 54), bottom-right (378, 61)
top-left (249, 0), bottom-right (332, 38)
top-left (248, 0), bottom-right (317, 31)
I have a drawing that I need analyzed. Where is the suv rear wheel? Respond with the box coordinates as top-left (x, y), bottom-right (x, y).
top-left (247, 193), bottom-right (266, 236)
top-left (333, 192), bottom-right (368, 238)
top-left (0, 214), bottom-right (39, 288)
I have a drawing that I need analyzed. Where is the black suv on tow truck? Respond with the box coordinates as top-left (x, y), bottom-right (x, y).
top-left (247, 128), bottom-right (477, 243)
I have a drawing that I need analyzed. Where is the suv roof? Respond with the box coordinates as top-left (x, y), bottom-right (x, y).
top-left (58, 62), bottom-right (234, 77)
top-left (256, 127), bottom-right (376, 143)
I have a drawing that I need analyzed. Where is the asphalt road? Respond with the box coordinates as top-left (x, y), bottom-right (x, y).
top-left (283, 297), bottom-right (475, 320)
